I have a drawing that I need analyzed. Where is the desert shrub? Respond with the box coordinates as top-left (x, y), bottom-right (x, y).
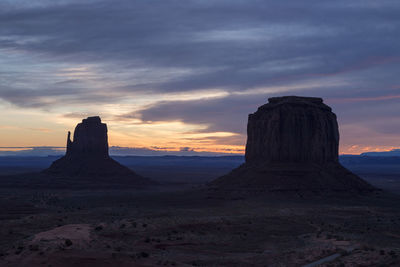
top-left (140, 252), bottom-right (149, 258)
top-left (29, 244), bottom-right (39, 251)
top-left (389, 250), bottom-right (397, 258)
top-left (362, 245), bottom-right (372, 251)
top-left (338, 249), bottom-right (350, 256)
top-left (65, 239), bottom-right (73, 246)
top-left (316, 231), bottom-right (322, 238)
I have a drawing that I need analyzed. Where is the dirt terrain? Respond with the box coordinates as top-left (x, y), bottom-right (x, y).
top-left (0, 186), bottom-right (399, 267)
top-left (0, 156), bottom-right (399, 266)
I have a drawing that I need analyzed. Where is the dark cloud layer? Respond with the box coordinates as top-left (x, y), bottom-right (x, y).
top-left (1, 1), bottom-right (399, 94)
top-left (0, 0), bottom-right (399, 150)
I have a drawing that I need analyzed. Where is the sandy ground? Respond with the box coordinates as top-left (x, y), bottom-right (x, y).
top-left (0, 188), bottom-right (399, 266)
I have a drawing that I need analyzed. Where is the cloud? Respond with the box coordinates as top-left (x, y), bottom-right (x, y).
top-left (0, 0), bottom-right (399, 107)
top-left (0, 0), bottom-right (399, 152)
top-left (131, 94), bottom-right (268, 135)
top-left (63, 112), bottom-right (94, 119)
top-left (128, 86), bottom-right (400, 153)
top-left (0, 125), bottom-right (52, 132)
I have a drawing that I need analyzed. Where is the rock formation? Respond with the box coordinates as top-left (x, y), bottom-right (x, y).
top-left (245, 96), bottom-right (339, 164)
top-left (211, 96), bottom-right (375, 194)
top-left (66, 116), bottom-right (109, 159)
top-left (44, 116), bottom-right (152, 186)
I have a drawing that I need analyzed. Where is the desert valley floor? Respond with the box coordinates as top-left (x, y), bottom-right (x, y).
top-left (0, 188), bottom-right (400, 266)
top-left (0, 156), bottom-right (399, 266)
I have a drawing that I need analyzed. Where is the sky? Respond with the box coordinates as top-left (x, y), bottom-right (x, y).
top-left (0, 0), bottom-right (399, 155)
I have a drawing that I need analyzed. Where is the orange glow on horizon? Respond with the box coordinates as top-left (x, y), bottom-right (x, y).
top-left (340, 145), bottom-right (399, 155)
top-left (1, 142), bottom-right (398, 156)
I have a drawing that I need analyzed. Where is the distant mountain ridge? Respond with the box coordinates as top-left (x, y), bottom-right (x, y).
top-left (0, 146), bottom-right (243, 157)
top-left (360, 149), bottom-right (400, 157)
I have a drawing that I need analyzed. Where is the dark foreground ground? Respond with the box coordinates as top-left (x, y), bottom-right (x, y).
top-left (0, 156), bottom-right (399, 266)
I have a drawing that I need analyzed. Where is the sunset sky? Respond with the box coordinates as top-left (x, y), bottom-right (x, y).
top-left (0, 0), bottom-right (399, 155)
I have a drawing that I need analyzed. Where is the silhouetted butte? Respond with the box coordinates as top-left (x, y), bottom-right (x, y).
top-left (211, 96), bottom-right (375, 194)
top-left (44, 116), bottom-right (152, 186)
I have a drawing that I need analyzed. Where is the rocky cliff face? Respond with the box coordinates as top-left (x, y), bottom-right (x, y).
top-left (66, 116), bottom-right (109, 158)
top-left (43, 116), bottom-right (153, 186)
top-left (211, 96), bottom-right (375, 194)
top-left (246, 96), bottom-right (339, 164)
